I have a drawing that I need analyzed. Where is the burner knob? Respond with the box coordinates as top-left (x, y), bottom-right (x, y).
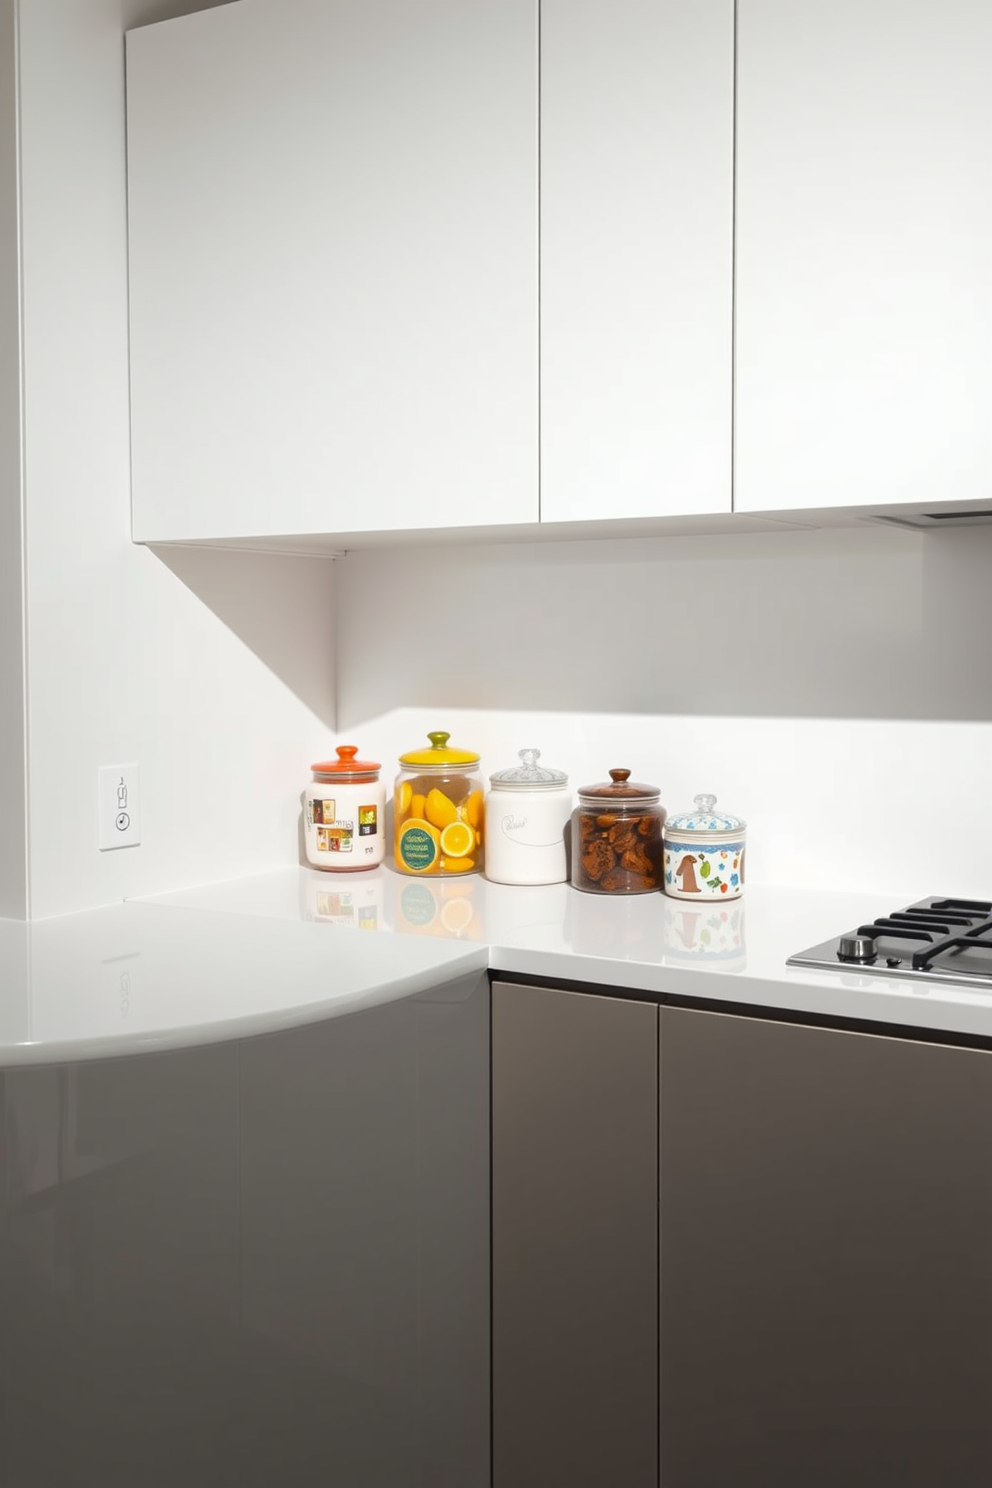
top-left (838, 934), bottom-right (878, 964)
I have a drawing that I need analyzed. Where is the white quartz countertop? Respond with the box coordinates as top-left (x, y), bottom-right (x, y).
top-left (3, 866), bottom-right (992, 1065)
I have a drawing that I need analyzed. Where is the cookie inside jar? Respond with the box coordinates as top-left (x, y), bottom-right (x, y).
top-left (571, 768), bottom-right (666, 895)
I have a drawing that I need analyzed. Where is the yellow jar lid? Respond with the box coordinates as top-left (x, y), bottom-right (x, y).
top-left (399, 730), bottom-right (480, 767)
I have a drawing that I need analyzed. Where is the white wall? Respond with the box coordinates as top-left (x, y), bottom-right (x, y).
top-left (0, 0), bottom-right (27, 919)
top-left (9, 0), bottom-right (992, 917)
top-left (335, 524), bottom-right (992, 899)
top-left (16, 0), bottom-right (333, 920)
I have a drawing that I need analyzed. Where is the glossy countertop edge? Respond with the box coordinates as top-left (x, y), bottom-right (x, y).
top-left (0, 899), bottom-right (488, 1066)
top-left (3, 868), bottom-right (992, 1065)
top-left (137, 867), bottom-right (992, 1044)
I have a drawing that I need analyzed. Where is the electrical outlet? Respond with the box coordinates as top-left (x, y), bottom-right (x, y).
top-left (98, 765), bottom-right (141, 850)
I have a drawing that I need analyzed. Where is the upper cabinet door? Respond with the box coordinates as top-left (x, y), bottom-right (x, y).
top-left (126, 0), bottom-right (538, 543)
top-left (540, 0), bottom-right (734, 524)
top-left (736, 0), bottom-right (992, 514)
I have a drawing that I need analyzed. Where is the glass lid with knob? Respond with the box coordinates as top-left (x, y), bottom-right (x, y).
top-left (489, 748), bottom-right (568, 790)
top-left (665, 793), bottom-right (746, 835)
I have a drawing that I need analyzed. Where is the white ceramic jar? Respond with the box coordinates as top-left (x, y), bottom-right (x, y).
top-left (663, 793), bottom-right (746, 901)
top-left (485, 749), bottom-right (571, 886)
top-left (304, 745), bottom-right (386, 872)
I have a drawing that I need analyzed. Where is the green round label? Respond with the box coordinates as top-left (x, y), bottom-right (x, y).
top-left (399, 826), bottom-right (438, 872)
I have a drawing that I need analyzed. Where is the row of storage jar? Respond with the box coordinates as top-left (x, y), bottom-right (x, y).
top-left (304, 732), bottom-right (746, 901)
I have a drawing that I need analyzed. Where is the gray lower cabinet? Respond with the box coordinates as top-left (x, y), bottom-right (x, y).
top-left (0, 971), bottom-right (490, 1488)
top-left (492, 979), bottom-right (659, 1488)
top-left (661, 1006), bottom-right (992, 1488)
top-left (494, 985), bottom-right (992, 1488)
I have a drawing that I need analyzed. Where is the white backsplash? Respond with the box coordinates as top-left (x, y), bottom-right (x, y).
top-left (336, 526), bottom-right (992, 902)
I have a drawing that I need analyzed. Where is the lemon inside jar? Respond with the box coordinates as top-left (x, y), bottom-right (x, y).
top-left (394, 732), bottom-right (484, 877)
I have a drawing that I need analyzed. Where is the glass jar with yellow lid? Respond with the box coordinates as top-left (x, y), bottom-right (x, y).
top-left (394, 731), bottom-right (484, 876)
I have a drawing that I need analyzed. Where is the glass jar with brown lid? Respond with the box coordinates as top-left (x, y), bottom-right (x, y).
top-left (571, 768), bottom-right (666, 894)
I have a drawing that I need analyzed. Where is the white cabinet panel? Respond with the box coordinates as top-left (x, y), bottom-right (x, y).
top-left (540, 0), bottom-right (734, 523)
top-left (126, 0), bottom-right (538, 542)
top-left (736, 0), bottom-right (992, 513)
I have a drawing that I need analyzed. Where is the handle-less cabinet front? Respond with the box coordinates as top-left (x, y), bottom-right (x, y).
top-left (492, 980), bottom-right (658, 1488)
top-left (660, 1006), bottom-right (992, 1488)
top-left (0, 973), bottom-right (490, 1488)
top-left (540, 0), bottom-right (734, 523)
top-left (735, 0), bottom-right (992, 514)
top-left (126, 0), bottom-right (538, 543)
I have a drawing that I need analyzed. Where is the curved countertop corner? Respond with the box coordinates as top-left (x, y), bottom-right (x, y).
top-left (4, 865), bottom-right (992, 1065)
top-left (0, 900), bottom-right (487, 1066)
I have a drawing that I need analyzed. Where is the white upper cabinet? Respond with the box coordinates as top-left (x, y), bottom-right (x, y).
top-left (126, 0), bottom-right (538, 543)
top-left (736, 0), bottom-right (992, 515)
top-left (539, 1), bottom-right (735, 524)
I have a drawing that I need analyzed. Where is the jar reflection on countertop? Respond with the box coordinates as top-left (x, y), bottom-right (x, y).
top-left (661, 896), bottom-right (746, 971)
top-left (570, 768), bottom-right (666, 895)
top-left (390, 871), bottom-right (485, 941)
top-left (305, 745), bottom-right (386, 872)
top-left (300, 869), bottom-right (387, 930)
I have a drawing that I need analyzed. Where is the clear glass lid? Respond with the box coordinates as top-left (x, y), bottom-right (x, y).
top-left (666, 793), bottom-right (746, 832)
top-left (489, 748), bottom-right (567, 789)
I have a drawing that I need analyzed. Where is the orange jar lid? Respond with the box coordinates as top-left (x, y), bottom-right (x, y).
top-left (311, 744), bottom-right (381, 778)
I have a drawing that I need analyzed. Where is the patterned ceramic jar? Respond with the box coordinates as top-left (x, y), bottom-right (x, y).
top-left (663, 794), bottom-right (746, 901)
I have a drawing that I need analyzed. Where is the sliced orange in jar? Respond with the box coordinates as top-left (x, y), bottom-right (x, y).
top-left (439, 820), bottom-right (474, 858)
top-left (440, 855), bottom-right (475, 874)
top-left (425, 787), bottom-right (458, 830)
top-left (397, 781), bottom-right (413, 815)
top-left (463, 790), bottom-right (484, 831)
top-left (409, 792), bottom-right (427, 822)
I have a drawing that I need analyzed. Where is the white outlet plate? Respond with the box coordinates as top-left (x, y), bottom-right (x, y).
top-left (98, 764), bottom-right (141, 850)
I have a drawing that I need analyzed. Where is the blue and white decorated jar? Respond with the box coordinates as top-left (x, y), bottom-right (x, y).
top-left (663, 793), bottom-right (746, 901)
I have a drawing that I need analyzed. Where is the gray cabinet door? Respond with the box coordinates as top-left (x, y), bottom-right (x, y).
top-left (239, 971), bottom-right (491, 1488)
top-left (660, 1005), bottom-right (992, 1488)
top-left (492, 980), bottom-right (658, 1488)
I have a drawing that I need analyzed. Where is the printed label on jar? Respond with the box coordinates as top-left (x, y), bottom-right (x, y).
top-left (309, 798), bottom-right (336, 826)
top-left (316, 822), bottom-right (354, 853)
top-left (358, 805), bottom-right (378, 836)
top-left (399, 825), bottom-right (439, 872)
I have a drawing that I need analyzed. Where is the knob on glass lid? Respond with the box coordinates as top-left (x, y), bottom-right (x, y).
top-left (489, 748), bottom-right (568, 789)
top-left (666, 793), bottom-right (746, 833)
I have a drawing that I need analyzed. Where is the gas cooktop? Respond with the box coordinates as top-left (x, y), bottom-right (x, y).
top-left (788, 896), bottom-right (992, 990)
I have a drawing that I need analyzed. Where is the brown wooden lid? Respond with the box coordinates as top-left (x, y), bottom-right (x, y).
top-left (576, 767), bottom-right (660, 801)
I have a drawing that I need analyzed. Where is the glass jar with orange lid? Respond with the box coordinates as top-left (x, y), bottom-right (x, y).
top-left (394, 731), bottom-right (484, 876)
